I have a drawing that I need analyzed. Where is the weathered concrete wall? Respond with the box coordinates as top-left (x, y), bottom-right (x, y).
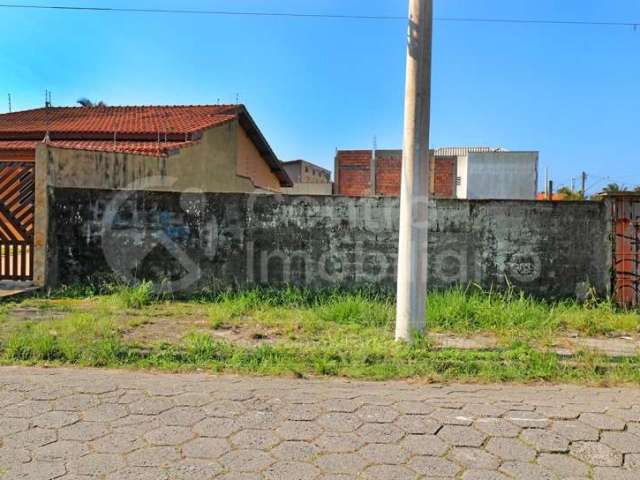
top-left (47, 188), bottom-right (611, 298)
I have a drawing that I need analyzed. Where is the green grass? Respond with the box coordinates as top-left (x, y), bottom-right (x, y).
top-left (427, 286), bottom-right (639, 339)
top-left (1, 285), bottom-right (639, 384)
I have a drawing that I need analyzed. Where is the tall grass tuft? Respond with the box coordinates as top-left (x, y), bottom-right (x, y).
top-left (314, 293), bottom-right (394, 328)
top-left (3, 313), bottom-right (124, 365)
top-left (113, 281), bottom-right (155, 309)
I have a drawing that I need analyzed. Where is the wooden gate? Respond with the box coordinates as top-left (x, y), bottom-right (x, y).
top-left (0, 161), bottom-right (35, 281)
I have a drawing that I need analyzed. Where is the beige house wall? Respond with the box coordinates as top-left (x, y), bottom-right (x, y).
top-left (236, 126), bottom-right (281, 192)
top-left (41, 119), bottom-right (280, 193)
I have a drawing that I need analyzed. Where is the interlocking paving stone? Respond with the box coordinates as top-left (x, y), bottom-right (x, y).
top-left (144, 425), bottom-right (196, 446)
top-left (357, 405), bottom-right (399, 423)
top-left (0, 417), bottom-right (29, 436)
top-left (600, 430), bottom-right (640, 453)
top-left (520, 428), bottom-right (570, 453)
top-left (159, 406), bottom-right (207, 426)
top-left (592, 467), bottom-right (639, 480)
top-left (33, 440), bottom-right (90, 462)
top-left (163, 459), bottom-right (223, 480)
top-left (579, 413), bottom-right (626, 431)
top-left (263, 461), bottom-right (321, 480)
top-left (625, 453), bottom-right (640, 468)
top-left (315, 432), bottom-right (366, 453)
top-left (127, 446), bottom-right (181, 467)
top-left (3, 366), bottom-right (640, 479)
top-left (272, 440), bottom-right (321, 461)
top-left (363, 464), bottom-right (417, 480)
top-left (570, 441), bottom-right (623, 467)
top-left (438, 425), bottom-right (486, 447)
top-left (401, 433), bottom-right (448, 456)
top-left (537, 453), bottom-right (590, 478)
top-left (277, 420), bottom-right (324, 441)
top-left (91, 431), bottom-right (146, 454)
top-left (408, 456), bottom-right (461, 478)
top-left (32, 411), bottom-right (80, 429)
top-left (220, 449), bottom-right (274, 472)
top-left (82, 404), bottom-right (128, 422)
top-left (5, 427), bottom-right (57, 449)
top-left (58, 421), bottom-right (110, 441)
top-left (315, 453), bottom-right (369, 474)
top-left (462, 470), bottom-right (511, 480)
top-left (194, 417), bottom-right (240, 437)
top-left (356, 423), bottom-right (404, 444)
top-left (504, 410), bottom-right (551, 428)
top-left (279, 404), bottom-right (323, 421)
top-left (499, 461), bottom-right (557, 479)
top-left (318, 413), bottom-right (363, 432)
top-left (68, 453), bottom-right (126, 476)
top-left (550, 420), bottom-right (600, 441)
top-left (473, 417), bottom-right (521, 437)
top-left (2, 461), bottom-right (66, 480)
top-left (448, 447), bottom-right (500, 470)
top-left (3, 401), bottom-right (51, 419)
top-left (359, 443), bottom-right (409, 464)
top-left (231, 428), bottom-right (280, 450)
top-left (485, 437), bottom-right (536, 461)
top-left (181, 437), bottom-right (230, 459)
top-left (395, 414), bottom-right (441, 434)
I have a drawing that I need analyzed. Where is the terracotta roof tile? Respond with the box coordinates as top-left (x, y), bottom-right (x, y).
top-left (0, 105), bottom-right (238, 137)
top-left (0, 105), bottom-right (293, 187)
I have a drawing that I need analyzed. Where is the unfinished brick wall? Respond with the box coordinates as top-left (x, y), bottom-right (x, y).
top-left (375, 151), bottom-right (402, 196)
top-left (335, 150), bottom-right (372, 196)
top-left (430, 156), bottom-right (456, 198)
top-left (335, 150), bottom-right (457, 198)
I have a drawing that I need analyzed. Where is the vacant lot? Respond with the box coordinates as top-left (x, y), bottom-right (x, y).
top-left (0, 284), bottom-right (639, 384)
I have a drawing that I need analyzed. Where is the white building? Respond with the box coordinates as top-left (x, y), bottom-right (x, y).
top-left (435, 147), bottom-right (539, 200)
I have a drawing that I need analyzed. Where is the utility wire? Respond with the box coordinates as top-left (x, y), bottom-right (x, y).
top-left (0, 3), bottom-right (639, 28)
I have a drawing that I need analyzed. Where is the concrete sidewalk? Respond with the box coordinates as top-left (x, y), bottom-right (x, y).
top-left (1, 367), bottom-right (639, 479)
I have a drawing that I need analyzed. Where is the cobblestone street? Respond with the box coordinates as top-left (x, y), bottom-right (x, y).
top-left (1, 367), bottom-right (640, 479)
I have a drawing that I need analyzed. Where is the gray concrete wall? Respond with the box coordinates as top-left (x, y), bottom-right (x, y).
top-left (466, 151), bottom-right (538, 200)
top-left (46, 188), bottom-right (611, 298)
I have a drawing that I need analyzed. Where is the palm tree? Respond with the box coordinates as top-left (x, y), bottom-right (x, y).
top-left (556, 186), bottom-right (584, 200)
top-left (77, 98), bottom-right (107, 108)
top-left (602, 183), bottom-right (626, 194)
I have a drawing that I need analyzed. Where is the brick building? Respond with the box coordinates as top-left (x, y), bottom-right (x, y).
top-left (334, 147), bottom-right (538, 200)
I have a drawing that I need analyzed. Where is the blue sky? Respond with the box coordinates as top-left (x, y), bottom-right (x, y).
top-left (1, 0), bottom-right (639, 192)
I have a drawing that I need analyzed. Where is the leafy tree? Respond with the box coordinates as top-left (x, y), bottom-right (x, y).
top-left (77, 98), bottom-right (107, 108)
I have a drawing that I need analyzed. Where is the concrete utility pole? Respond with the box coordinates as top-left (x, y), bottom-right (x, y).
top-left (581, 171), bottom-right (587, 198)
top-left (395, 0), bottom-right (433, 341)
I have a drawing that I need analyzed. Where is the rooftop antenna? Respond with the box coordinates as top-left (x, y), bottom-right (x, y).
top-left (235, 93), bottom-right (240, 104)
top-left (43, 90), bottom-right (52, 143)
top-left (8, 94), bottom-right (12, 113)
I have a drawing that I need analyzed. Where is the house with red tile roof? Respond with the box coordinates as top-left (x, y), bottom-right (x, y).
top-left (0, 105), bottom-right (292, 192)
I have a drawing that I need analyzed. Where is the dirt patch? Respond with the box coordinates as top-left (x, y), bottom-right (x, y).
top-left (430, 332), bottom-right (499, 350)
top-left (8, 307), bottom-right (67, 321)
top-left (123, 316), bottom-right (280, 348)
top-left (210, 324), bottom-right (281, 347)
top-left (550, 334), bottom-right (640, 357)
